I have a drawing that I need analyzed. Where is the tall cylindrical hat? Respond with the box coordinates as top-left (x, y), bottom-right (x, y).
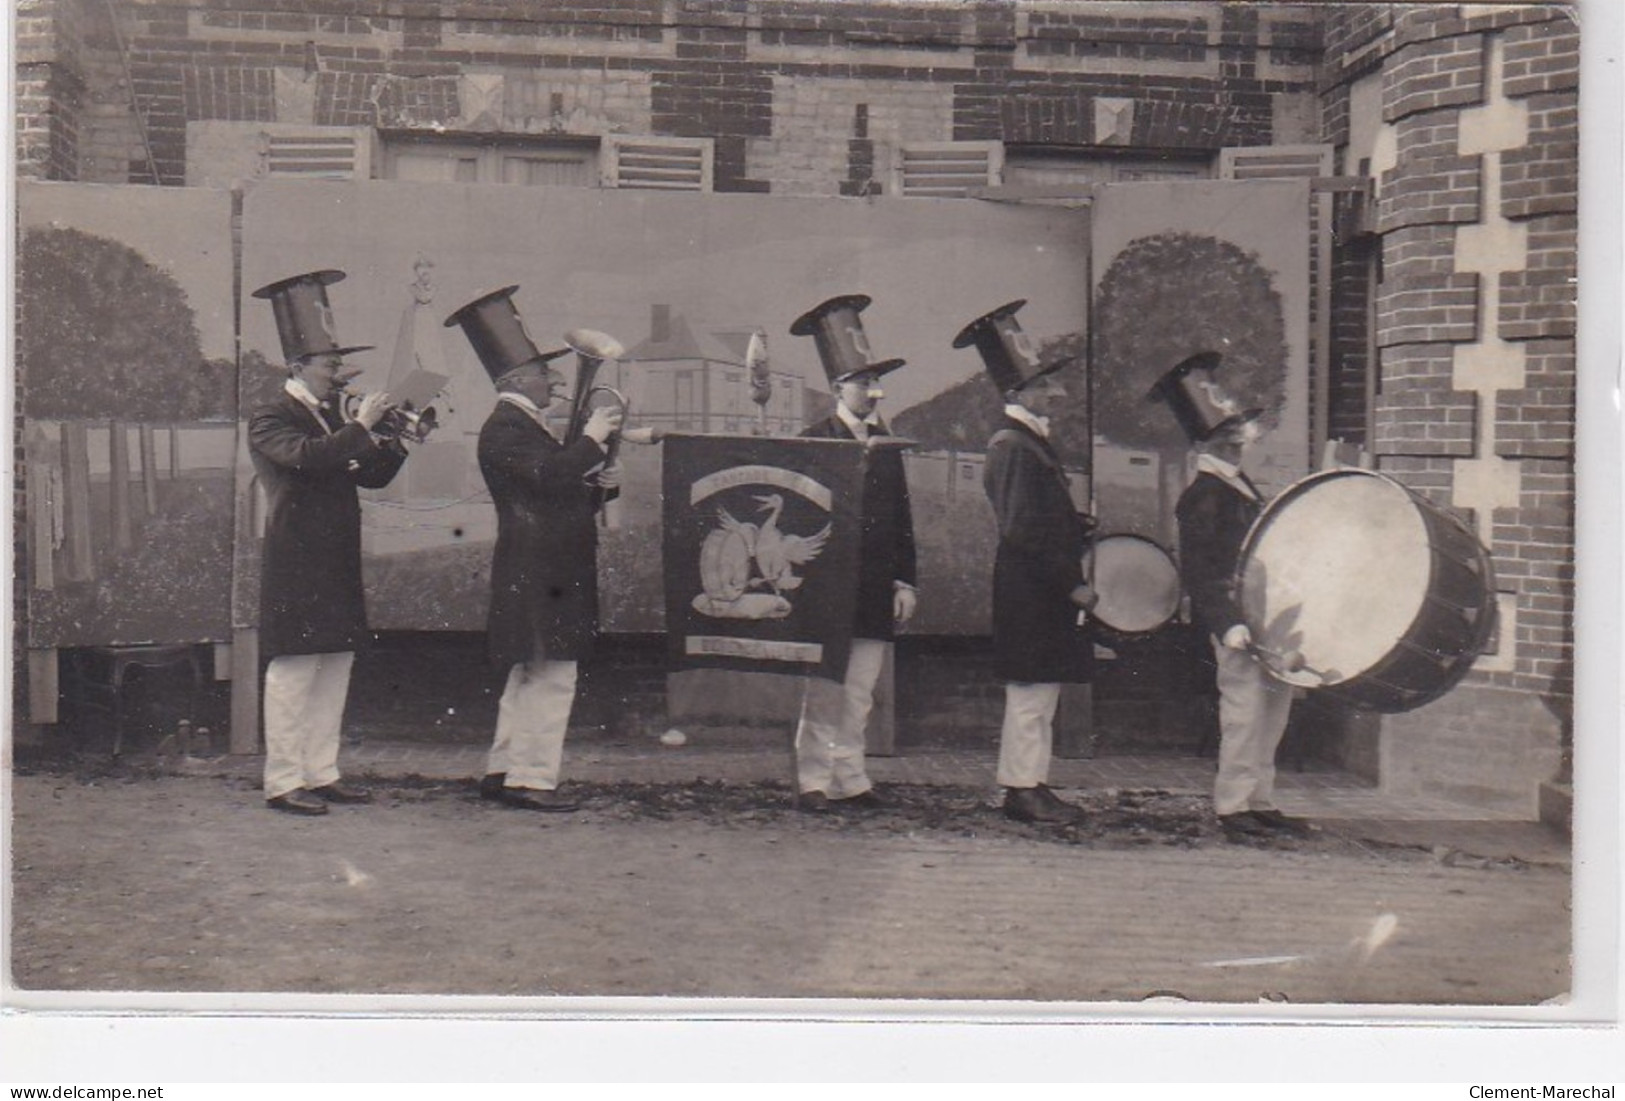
top-left (789, 293), bottom-right (905, 384)
top-left (952, 299), bottom-right (1073, 393)
top-left (250, 269), bottom-right (374, 363)
top-left (442, 286), bottom-right (569, 383)
top-left (1146, 350), bottom-right (1264, 442)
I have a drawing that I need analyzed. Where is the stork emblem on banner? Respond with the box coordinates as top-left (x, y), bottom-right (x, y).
top-left (664, 437), bottom-right (865, 679)
top-left (697, 492), bottom-right (832, 619)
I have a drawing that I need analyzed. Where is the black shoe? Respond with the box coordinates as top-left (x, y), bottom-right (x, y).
top-left (478, 773), bottom-right (508, 801)
top-left (310, 782), bottom-right (372, 804)
top-left (797, 791), bottom-right (831, 813)
top-left (1250, 809), bottom-right (1314, 836)
top-left (496, 786), bottom-right (580, 813)
top-left (1219, 811), bottom-right (1273, 839)
top-left (832, 789), bottom-right (886, 811)
top-left (1004, 785), bottom-right (1082, 824)
top-left (267, 789), bottom-right (328, 816)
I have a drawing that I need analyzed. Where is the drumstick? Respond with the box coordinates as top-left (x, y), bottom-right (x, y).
top-left (1246, 642), bottom-right (1328, 684)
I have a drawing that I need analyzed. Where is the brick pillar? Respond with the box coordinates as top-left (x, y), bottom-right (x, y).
top-left (1358, 12), bottom-right (1575, 817)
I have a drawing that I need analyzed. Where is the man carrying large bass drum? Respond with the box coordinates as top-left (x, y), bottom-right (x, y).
top-left (1153, 351), bottom-right (1313, 842)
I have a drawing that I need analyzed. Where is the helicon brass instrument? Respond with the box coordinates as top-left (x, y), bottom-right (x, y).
top-left (562, 329), bottom-right (626, 446)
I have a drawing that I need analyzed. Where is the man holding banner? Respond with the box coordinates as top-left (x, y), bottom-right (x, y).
top-left (786, 295), bottom-right (919, 812)
top-left (444, 287), bottom-right (622, 813)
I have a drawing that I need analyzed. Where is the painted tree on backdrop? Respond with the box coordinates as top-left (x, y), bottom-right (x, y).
top-left (1092, 232), bottom-right (1290, 452)
top-left (19, 225), bottom-right (234, 592)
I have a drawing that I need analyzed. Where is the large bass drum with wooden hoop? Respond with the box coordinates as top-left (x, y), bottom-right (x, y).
top-left (1085, 533), bottom-right (1182, 636)
top-left (1234, 468), bottom-right (1497, 713)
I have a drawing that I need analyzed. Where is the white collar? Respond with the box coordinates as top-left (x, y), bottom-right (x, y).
top-left (1003, 403), bottom-right (1050, 439)
top-left (835, 402), bottom-right (881, 439)
top-left (285, 378), bottom-right (334, 434)
top-left (1196, 451), bottom-right (1259, 500)
top-left (285, 377), bottom-right (324, 411)
top-left (498, 391), bottom-right (564, 440)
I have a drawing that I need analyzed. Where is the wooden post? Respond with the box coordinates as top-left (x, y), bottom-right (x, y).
top-left (109, 421), bottom-right (133, 552)
top-left (139, 424), bottom-right (160, 514)
top-left (27, 649), bottom-right (59, 725)
top-left (61, 422), bottom-right (94, 582)
top-left (27, 450), bottom-right (56, 592)
top-left (229, 626), bottom-right (260, 755)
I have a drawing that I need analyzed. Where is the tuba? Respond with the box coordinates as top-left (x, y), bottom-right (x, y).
top-left (559, 329), bottom-right (664, 528)
top-left (562, 328), bottom-right (626, 446)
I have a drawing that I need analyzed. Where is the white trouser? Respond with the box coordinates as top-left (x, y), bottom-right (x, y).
top-left (997, 681), bottom-right (1061, 789)
top-left (1211, 637), bottom-right (1295, 816)
top-left (795, 639), bottom-right (887, 798)
top-left (263, 651), bottom-right (354, 799)
top-left (488, 658), bottom-right (578, 791)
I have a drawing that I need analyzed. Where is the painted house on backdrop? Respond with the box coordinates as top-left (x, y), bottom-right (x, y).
top-left (622, 305), bottom-right (807, 437)
top-left (12, 0), bottom-right (1580, 824)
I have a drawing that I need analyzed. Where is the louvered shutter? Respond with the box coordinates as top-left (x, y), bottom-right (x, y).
top-left (601, 136), bottom-right (714, 192)
top-left (261, 128), bottom-right (372, 179)
top-left (896, 141), bottom-right (1004, 198)
top-left (1221, 144), bottom-right (1335, 456)
top-left (1219, 144), bottom-right (1333, 181)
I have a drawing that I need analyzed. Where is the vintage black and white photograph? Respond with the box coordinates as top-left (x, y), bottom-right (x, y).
top-left (5, 0), bottom-right (1610, 1057)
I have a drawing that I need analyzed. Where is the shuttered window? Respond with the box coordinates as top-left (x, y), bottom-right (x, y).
top-left (1219, 144), bottom-right (1333, 181)
top-left (896, 141), bottom-right (1004, 198)
top-left (262, 130), bottom-right (370, 179)
top-left (601, 136), bottom-right (714, 192)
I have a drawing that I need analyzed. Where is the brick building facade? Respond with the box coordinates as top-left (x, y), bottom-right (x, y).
top-left (13, 0), bottom-right (1581, 818)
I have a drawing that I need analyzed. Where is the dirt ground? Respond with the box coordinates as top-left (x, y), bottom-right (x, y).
top-left (7, 755), bottom-right (1570, 1007)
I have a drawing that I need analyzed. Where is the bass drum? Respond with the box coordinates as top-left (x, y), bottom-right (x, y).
top-left (1085, 533), bottom-right (1182, 635)
top-left (1235, 468), bottom-right (1497, 713)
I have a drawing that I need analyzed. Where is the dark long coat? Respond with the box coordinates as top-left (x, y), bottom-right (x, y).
top-left (800, 415), bottom-right (918, 641)
top-left (983, 417), bottom-right (1094, 684)
top-left (1174, 469), bottom-right (1262, 639)
top-left (478, 400), bottom-right (611, 668)
top-left (248, 392), bottom-right (406, 660)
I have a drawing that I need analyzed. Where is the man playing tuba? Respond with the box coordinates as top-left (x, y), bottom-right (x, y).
top-left (445, 287), bottom-right (623, 812)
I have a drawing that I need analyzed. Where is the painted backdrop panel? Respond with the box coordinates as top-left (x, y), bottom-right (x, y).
top-left (1090, 178), bottom-right (1311, 551)
top-left (237, 181), bottom-right (1092, 636)
top-left (18, 182), bottom-right (237, 647)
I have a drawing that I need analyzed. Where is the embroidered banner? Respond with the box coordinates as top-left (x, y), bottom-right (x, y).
top-left (662, 435), bottom-right (866, 680)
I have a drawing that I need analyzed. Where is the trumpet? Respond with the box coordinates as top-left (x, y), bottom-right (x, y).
top-left (337, 369), bottom-right (446, 444)
top-left (339, 389), bottom-right (440, 444)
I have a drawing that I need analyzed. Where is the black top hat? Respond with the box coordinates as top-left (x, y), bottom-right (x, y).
top-left (443, 286), bottom-right (569, 384)
top-left (952, 299), bottom-right (1074, 394)
top-left (251, 269), bottom-right (374, 363)
top-left (789, 294), bottom-right (906, 385)
top-left (1146, 351), bottom-right (1265, 443)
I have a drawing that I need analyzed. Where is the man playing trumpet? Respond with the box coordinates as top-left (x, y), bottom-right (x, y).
top-left (445, 287), bottom-right (624, 812)
top-left (248, 269), bottom-right (407, 816)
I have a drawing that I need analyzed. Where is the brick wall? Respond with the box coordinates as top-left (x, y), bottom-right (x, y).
top-left (77, 0), bottom-right (1316, 191)
top-left (1320, 5), bottom-right (1577, 811)
top-left (15, 0), bottom-right (88, 181)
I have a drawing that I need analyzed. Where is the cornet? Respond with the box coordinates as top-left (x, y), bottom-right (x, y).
top-left (340, 391), bottom-right (439, 443)
top-left (337, 368), bottom-right (447, 444)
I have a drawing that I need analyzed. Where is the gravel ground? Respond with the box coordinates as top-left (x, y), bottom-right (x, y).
top-left (8, 757), bottom-right (1571, 1007)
